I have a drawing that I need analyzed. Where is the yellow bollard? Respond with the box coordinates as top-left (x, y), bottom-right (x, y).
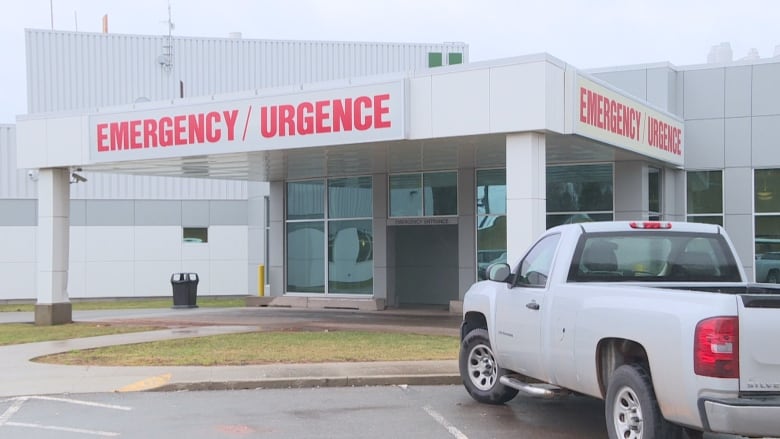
top-left (258, 264), bottom-right (265, 297)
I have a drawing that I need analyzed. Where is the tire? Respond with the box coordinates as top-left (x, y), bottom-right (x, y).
top-left (459, 328), bottom-right (518, 405)
top-left (605, 364), bottom-right (682, 439)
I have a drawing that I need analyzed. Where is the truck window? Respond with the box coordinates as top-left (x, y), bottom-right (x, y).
top-left (568, 232), bottom-right (741, 283)
top-left (517, 233), bottom-right (561, 287)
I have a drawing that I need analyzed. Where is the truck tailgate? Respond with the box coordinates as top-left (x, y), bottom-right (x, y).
top-left (739, 293), bottom-right (780, 393)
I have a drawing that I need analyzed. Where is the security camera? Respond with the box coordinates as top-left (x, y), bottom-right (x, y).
top-left (26, 169), bottom-right (39, 181)
top-left (70, 172), bottom-right (87, 184)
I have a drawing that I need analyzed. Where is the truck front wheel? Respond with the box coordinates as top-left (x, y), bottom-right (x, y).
top-left (605, 363), bottom-right (682, 439)
top-left (459, 328), bottom-right (518, 405)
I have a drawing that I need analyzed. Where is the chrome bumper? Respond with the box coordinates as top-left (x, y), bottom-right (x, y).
top-left (701, 396), bottom-right (780, 437)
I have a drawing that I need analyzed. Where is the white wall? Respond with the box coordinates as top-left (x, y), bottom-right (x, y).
top-left (1, 225), bottom-right (248, 300)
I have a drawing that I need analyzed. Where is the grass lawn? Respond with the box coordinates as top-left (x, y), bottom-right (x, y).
top-left (2, 297), bottom-right (459, 366)
top-left (34, 330), bottom-right (460, 366)
top-left (0, 322), bottom-right (163, 346)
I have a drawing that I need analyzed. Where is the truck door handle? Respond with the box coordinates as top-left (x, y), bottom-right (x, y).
top-left (526, 302), bottom-right (540, 310)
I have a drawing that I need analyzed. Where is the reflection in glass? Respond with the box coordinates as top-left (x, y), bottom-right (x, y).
top-left (648, 167), bottom-right (661, 218)
top-left (477, 216), bottom-right (506, 281)
top-left (687, 171), bottom-right (722, 214)
top-left (477, 169), bottom-right (506, 215)
top-left (546, 164), bottom-right (613, 229)
top-left (476, 169), bottom-right (507, 280)
top-left (756, 216), bottom-right (780, 283)
top-left (755, 169), bottom-right (780, 213)
top-left (286, 222), bottom-right (325, 293)
top-left (389, 174), bottom-right (422, 217)
top-left (328, 219), bottom-right (373, 294)
top-left (424, 172), bottom-right (458, 216)
top-left (329, 177), bottom-right (372, 219)
top-left (287, 181), bottom-right (324, 220)
top-left (547, 164), bottom-right (613, 213)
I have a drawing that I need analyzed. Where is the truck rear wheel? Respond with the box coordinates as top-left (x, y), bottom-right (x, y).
top-left (605, 363), bottom-right (682, 439)
top-left (459, 328), bottom-right (518, 405)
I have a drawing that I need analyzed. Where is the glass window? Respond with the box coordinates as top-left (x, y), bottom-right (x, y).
top-left (328, 219), bottom-right (373, 294)
top-left (648, 167), bottom-right (661, 220)
top-left (517, 234), bottom-right (561, 287)
top-left (687, 171), bottom-right (722, 214)
top-left (755, 169), bottom-right (780, 213)
top-left (287, 181), bottom-right (324, 220)
top-left (686, 171), bottom-right (723, 226)
top-left (389, 174), bottom-right (422, 217)
top-left (183, 227), bottom-right (207, 243)
top-left (477, 169), bottom-right (506, 215)
top-left (476, 169), bottom-right (507, 280)
top-left (286, 221), bottom-right (325, 293)
top-left (755, 169), bottom-right (780, 283)
top-left (390, 172), bottom-right (457, 217)
top-left (423, 172), bottom-right (457, 216)
top-left (569, 231), bottom-right (741, 283)
top-left (546, 164), bottom-right (613, 228)
top-left (329, 177), bottom-right (372, 219)
top-left (287, 177), bottom-right (374, 295)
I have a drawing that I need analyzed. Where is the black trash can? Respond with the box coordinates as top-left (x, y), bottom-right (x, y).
top-left (171, 273), bottom-right (199, 309)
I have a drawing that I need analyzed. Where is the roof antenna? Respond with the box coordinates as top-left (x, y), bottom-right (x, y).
top-left (158, 0), bottom-right (175, 72)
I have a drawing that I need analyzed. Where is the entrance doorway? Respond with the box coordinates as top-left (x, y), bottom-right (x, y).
top-left (390, 224), bottom-right (459, 308)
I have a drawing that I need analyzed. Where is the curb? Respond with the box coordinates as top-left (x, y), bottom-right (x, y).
top-left (150, 374), bottom-right (462, 392)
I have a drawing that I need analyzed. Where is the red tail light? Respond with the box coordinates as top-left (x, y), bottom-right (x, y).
top-left (694, 317), bottom-right (739, 378)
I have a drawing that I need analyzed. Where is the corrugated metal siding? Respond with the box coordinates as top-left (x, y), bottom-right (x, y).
top-left (0, 125), bottom-right (36, 199)
top-left (25, 29), bottom-right (468, 113)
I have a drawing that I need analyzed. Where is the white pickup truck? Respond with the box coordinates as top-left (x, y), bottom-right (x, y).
top-left (459, 221), bottom-right (780, 439)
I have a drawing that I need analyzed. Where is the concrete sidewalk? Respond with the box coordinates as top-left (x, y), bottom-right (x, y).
top-left (0, 307), bottom-right (462, 398)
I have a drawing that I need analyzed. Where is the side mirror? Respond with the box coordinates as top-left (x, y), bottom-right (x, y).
top-left (486, 263), bottom-right (512, 283)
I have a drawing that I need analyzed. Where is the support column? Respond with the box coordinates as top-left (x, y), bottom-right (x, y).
top-left (268, 181), bottom-right (285, 297)
top-left (457, 167), bottom-right (476, 301)
top-left (506, 133), bottom-right (546, 263)
top-left (372, 173), bottom-right (388, 307)
top-left (36, 168), bottom-right (72, 325)
top-left (614, 161), bottom-right (648, 220)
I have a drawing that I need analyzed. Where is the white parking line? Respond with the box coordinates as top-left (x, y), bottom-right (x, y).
top-left (0, 395), bottom-right (130, 436)
top-left (28, 396), bottom-right (132, 411)
top-left (0, 398), bottom-right (28, 426)
top-left (5, 422), bottom-right (120, 437)
top-left (423, 405), bottom-right (469, 439)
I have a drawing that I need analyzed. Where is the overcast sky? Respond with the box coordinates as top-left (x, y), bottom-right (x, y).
top-left (1, 0), bottom-right (779, 123)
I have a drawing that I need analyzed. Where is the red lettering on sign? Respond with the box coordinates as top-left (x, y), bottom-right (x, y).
top-left (95, 110), bottom-right (242, 153)
top-left (258, 94), bottom-right (392, 138)
top-left (95, 92), bottom-right (395, 154)
top-left (647, 117), bottom-right (682, 155)
top-left (580, 87), bottom-right (642, 142)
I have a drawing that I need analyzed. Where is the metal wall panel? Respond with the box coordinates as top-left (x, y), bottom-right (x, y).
top-left (0, 125), bottom-right (37, 199)
top-left (25, 29), bottom-right (469, 114)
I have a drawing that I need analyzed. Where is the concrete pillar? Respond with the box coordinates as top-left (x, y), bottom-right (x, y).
top-left (614, 161), bottom-right (648, 220)
top-left (36, 168), bottom-right (72, 325)
top-left (505, 133), bottom-right (546, 263)
top-left (247, 182), bottom-right (269, 296)
top-left (663, 168), bottom-right (686, 221)
top-left (457, 167), bottom-right (476, 300)
top-left (268, 181), bottom-right (285, 297)
top-left (372, 173), bottom-right (388, 304)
